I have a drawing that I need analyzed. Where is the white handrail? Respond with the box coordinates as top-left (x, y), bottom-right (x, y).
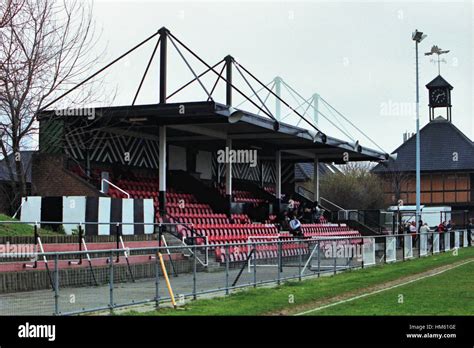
top-left (12, 198), bottom-right (26, 219)
top-left (320, 196), bottom-right (345, 211)
top-left (100, 178), bottom-right (130, 198)
top-left (181, 236), bottom-right (208, 267)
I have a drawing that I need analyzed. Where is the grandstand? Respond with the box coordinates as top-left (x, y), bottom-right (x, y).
top-left (0, 28), bottom-right (395, 315)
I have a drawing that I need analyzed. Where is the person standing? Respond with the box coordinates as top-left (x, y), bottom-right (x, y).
top-left (438, 221), bottom-right (446, 250)
top-left (409, 221), bottom-right (417, 244)
top-left (467, 218), bottom-right (473, 246)
top-left (419, 222), bottom-right (430, 252)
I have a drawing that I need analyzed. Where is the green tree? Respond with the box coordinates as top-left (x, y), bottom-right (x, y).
top-left (320, 162), bottom-right (384, 210)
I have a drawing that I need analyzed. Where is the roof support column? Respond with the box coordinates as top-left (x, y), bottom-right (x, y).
top-left (313, 157), bottom-right (320, 203)
top-left (275, 150), bottom-right (282, 213)
top-left (225, 138), bottom-right (233, 215)
top-left (159, 126), bottom-right (167, 216)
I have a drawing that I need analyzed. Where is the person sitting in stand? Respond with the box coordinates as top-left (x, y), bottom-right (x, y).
top-left (301, 206), bottom-right (313, 224)
top-left (312, 203), bottom-right (321, 223)
top-left (278, 210), bottom-right (290, 231)
top-left (288, 212), bottom-right (303, 238)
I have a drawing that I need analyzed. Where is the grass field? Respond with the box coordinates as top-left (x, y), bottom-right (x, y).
top-left (125, 247), bottom-right (474, 316)
top-left (308, 260), bottom-right (474, 315)
top-left (0, 214), bottom-right (61, 236)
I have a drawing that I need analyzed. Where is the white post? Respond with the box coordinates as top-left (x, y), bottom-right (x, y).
top-left (313, 157), bottom-right (319, 203)
top-left (275, 150), bottom-right (282, 212)
top-left (159, 126), bottom-right (167, 215)
top-left (225, 138), bottom-right (232, 199)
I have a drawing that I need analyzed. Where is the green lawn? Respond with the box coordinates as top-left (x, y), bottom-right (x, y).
top-left (0, 214), bottom-right (61, 236)
top-left (310, 260), bottom-right (474, 316)
top-left (124, 247), bottom-right (474, 316)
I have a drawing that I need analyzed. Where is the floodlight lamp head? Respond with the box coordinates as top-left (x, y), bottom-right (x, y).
top-left (412, 30), bottom-right (426, 43)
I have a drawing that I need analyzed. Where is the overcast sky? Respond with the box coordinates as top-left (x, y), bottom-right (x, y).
top-left (84, 0), bottom-right (473, 153)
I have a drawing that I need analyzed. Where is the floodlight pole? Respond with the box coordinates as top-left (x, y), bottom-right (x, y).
top-left (413, 29), bottom-right (426, 235)
top-left (415, 39), bottom-right (421, 234)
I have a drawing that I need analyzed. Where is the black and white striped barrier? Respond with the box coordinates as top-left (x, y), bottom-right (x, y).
top-left (19, 196), bottom-right (154, 235)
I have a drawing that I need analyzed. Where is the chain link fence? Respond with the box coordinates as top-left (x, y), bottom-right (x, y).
top-left (0, 223), bottom-right (472, 315)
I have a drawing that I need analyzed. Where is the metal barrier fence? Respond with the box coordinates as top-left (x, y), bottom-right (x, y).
top-left (0, 227), bottom-right (472, 315)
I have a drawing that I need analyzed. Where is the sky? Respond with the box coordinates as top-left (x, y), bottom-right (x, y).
top-left (77, 0), bottom-right (474, 153)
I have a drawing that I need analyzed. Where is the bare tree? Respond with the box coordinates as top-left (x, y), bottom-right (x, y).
top-left (0, 0), bottom-right (24, 28)
top-left (339, 161), bottom-right (377, 174)
top-left (383, 162), bottom-right (411, 205)
top-left (321, 162), bottom-right (385, 210)
top-left (0, 0), bottom-right (102, 212)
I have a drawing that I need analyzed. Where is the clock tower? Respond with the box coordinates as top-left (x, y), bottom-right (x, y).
top-left (426, 75), bottom-right (453, 122)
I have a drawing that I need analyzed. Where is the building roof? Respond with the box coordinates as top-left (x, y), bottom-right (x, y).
top-left (426, 75), bottom-right (453, 90)
top-left (0, 151), bottom-right (35, 183)
top-left (295, 162), bottom-right (341, 181)
top-left (40, 101), bottom-right (388, 164)
top-left (373, 116), bottom-right (474, 173)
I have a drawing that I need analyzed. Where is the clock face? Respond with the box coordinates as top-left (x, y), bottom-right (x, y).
top-left (430, 88), bottom-right (448, 106)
